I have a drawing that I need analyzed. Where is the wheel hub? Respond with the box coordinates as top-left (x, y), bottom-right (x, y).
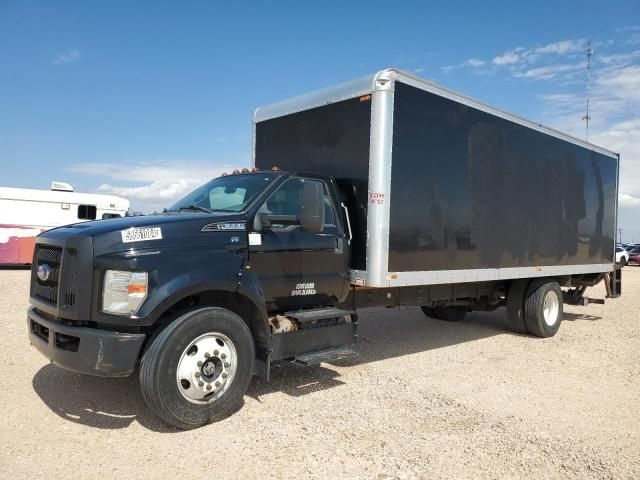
top-left (543, 290), bottom-right (560, 327)
top-left (201, 357), bottom-right (222, 378)
top-left (176, 332), bottom-right (237, 404)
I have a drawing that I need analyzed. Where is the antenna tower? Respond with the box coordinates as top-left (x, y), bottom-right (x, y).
top-left (582, 40), bottom-right (593, 141)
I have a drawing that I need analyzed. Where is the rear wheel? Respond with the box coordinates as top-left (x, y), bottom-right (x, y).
top-left (139, 307), bottom-right (254, 429)
top-left (524, 280), bottom-right (563, 338)
top-left (421, 306), bottom-right (467, 321)
top-left (506, 279), bottom-right (530, 334)
top-left (619, 258), bottom-right (627, 268)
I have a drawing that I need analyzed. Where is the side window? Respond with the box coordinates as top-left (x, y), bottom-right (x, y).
top-left (78, 204), bottom-right (97, 220)
top-left (323, 187), bottom-right (336, 226)
top-left (265, 178), bottom-right (305, 216)
top-left (261, 177), bottom-right (336, 230)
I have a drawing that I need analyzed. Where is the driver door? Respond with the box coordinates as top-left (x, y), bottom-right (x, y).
top-left (249, 177), bottom-right (347, 312)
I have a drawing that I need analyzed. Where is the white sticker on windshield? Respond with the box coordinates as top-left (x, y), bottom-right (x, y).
top-left (121, 227), bottom-right (163, 243)
top-left (248, 233), bottom-right (262, 246)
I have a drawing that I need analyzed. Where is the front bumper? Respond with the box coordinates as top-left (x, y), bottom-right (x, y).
top-left (27, 307), bottom-right (146, 377)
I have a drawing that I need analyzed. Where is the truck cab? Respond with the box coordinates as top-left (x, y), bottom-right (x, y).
top-left (27, 169), bottom-right (357, 429)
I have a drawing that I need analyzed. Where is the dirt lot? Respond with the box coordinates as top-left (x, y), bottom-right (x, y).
top-left (0, 268), bottom-right (638, 479)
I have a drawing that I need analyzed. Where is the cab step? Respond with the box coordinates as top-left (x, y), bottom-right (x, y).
top-left (284, 307), bottom-right (353, 324)
top-left (291, 346), bottom-right (357, 367)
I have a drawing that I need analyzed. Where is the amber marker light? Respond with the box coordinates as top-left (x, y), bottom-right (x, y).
top-left (127, 284), bottom-right (147, 294)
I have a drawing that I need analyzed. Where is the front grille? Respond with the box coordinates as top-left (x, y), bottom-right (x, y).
top-left (32, 246), bottom-right (63, 304)
top-left (61, 251), bottom-right (79, 307)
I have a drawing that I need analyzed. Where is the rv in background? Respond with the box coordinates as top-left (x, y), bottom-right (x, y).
top-left (0, 182), bottom-right (129, 265)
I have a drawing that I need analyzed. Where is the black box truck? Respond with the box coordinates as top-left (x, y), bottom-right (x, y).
top-left (27, 69), bottom-right (620, 429)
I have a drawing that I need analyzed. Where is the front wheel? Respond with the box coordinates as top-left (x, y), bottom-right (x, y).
top-left (139, 307), bottom-right (255, 430)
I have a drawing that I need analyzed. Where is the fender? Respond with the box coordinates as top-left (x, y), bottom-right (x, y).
top-left (94, 248), bottom-right (266, 332)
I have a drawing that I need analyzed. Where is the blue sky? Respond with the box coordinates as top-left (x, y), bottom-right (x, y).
top-left (1, 1), bottom-right (639, 239)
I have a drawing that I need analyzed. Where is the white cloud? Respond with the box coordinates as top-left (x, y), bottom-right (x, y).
top-left (66, 160), bottom-right (237, 212)
top-left (513, 63), bottom-right (580, 80)
top-left (97, 179), bottom-right (202, 200)
top-left (597, 64), bottom-right (640, 103)
top-left (465, 58), bottom-right (486, 67)
top-left (533, 39), bottom-right (586, 55)
top-left (620, 193), bottom-right (640, 207)
top-left (52, 49), bottom-right (82, 65)
top-left (598, 50), bottom-right (640, 66)
top-left (442, 57), bottom-right (487, 73)
top-left (492, 48), bottom-right (523, 65)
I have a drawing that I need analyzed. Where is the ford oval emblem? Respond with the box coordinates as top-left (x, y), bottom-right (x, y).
top-left (37, 264), bottom-right (51, 282)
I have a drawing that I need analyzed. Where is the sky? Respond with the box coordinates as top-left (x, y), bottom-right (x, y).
top-left (1, 1), bottom-right (640, 240)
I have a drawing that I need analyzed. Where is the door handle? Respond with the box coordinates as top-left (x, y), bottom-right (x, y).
top-left (334, 237), bottom-right (344, 254)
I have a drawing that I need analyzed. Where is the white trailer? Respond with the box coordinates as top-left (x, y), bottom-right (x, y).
top-left (0, 182), bottom-right (129, 265)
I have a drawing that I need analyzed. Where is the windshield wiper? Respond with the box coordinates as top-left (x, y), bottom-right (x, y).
top-left (178, 204), bottom-right (214, 214)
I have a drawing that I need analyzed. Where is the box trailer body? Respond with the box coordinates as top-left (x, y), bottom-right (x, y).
top-left (25, 69), bottom-right (621, 429)
top-left (253, 68), bottom-right (619, 288)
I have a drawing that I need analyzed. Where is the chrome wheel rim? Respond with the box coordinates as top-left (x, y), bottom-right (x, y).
top-left (176, 332), bottom-right (237, 404)
top-left (543, 290), bottom-right (560, 327)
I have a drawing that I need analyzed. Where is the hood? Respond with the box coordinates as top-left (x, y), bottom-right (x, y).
top-left (39, 211), bottom-right (248, 255)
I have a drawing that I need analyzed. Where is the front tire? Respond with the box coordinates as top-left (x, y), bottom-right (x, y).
top-left (140, 307), bottom-right (254, 430)
top-left (524, 280), bottom-right (563, 338)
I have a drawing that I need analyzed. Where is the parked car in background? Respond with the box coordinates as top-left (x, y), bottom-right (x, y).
top-left (628, 247), bottom-right (640, 266)
top-left (622, 243), bottom-right (640, 252)
top-left (616, 246), bottom-right (630, 266)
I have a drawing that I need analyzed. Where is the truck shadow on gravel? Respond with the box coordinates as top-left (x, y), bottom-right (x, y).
top-left (31, 306), bottom-right (595, 432)
top-left (246, 307), bottom-right (510, 401)
top-left (31, 364), bottom-right (181, 432)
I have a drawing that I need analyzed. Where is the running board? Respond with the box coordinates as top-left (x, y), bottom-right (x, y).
top-left (284, 307), bottom-right (353, 324)
top-left (291, 347), bottom-right (357, 367)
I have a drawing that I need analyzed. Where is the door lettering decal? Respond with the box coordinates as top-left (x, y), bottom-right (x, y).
top-left (291, 282), bottom-right (316, 296)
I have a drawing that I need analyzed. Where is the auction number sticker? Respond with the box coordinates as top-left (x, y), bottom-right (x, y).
top-left (121, 227), bottom-right (163, 243)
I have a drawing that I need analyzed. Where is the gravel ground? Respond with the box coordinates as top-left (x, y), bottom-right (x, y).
top-left (0, 268), bottom-right (638, 479)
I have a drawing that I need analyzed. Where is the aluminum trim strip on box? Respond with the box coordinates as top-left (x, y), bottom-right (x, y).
top-left (253, 74), bottom-right (377, 123)
top-left (383, 264), bottom-right (614, 288)
top-left (365, 79), bottom-right (395, 287)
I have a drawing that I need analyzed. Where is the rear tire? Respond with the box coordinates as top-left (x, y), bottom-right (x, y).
top-left (422, 306), bottom-right (467, 321)
top-left (506, 279), bottom-right (530, 334)
top-left (139, 307), bottom-right (254, 430)
top-left (524, 279), bottom-right (563, 338)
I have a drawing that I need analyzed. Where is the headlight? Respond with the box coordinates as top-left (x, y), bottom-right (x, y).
top-left (102, 270), bottom-right (148, 315)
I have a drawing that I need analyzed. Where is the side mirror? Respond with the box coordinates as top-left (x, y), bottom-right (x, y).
top-left (299, 181), bottom-right (325, 234)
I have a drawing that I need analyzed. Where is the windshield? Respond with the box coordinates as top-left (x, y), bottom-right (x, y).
top-left (169, 173), bottom-right (277, 213)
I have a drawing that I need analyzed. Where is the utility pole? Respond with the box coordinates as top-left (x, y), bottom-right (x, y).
top-left (618, 228), bottom-right (623, 244)
top-left (582, 40), bottom-right (593, 141)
